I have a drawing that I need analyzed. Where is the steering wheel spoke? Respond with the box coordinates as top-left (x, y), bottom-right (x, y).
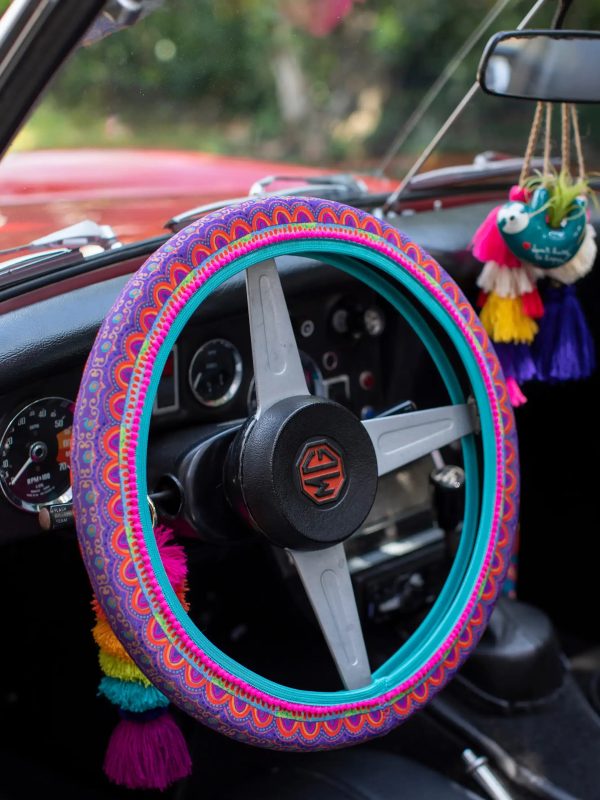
top-left (245, 258), bottom-right (309, 417)
top-left (363, 403), bottom-right (476, 476)
top-left (288, 544), bottom-right (371, 690)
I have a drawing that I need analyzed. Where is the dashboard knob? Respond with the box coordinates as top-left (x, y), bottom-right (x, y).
top-left (430, 465), bottom-right (465, 534)
top-left (330, 300), bottom-right (385, 339)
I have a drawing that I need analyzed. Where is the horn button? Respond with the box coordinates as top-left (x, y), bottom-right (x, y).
top-left (225, 396), bottom-right (378, 550)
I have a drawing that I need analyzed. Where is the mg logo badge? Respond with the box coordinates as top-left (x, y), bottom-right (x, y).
top-left (297, 440), bottom-right (346, 505)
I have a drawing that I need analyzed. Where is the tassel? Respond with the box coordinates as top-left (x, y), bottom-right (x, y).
top-left (154, 525), bottom-right (189, 595)
top-left (533, 284), bottom-right (596, 381)
top-left (476, 261), bottom-right (536, 298)
top-left (99, 650), bottom-right (153, 685)
top-left (98, 676), bottom-right (169, 714)
top-left (472, 207), bottom-right (521, 268)
top-left (480, 293), bottom-right (538, 344)
top-left (494, 343), bottom-right (538, 384)
top-left (103, 710), bottom-right (192, 792)
top-left (541, 224), bottom-right (597, 285)
top-left (93, 617), bottom-right (130, 660)
top-left (494, 343), bottom-right (538, 407)
top-left (506, 377), bottom-right (528, 407)
top-left (93, 525), bottom-right (193, 790)
top-left (521, 288), bottom-right (544, 319)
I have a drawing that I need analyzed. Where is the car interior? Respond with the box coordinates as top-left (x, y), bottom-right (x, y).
top-left (0, 1), bottom-right (599, 799)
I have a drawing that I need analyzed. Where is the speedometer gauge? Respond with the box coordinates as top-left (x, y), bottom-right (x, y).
top-left (0, 397), bottom-right (74, 512)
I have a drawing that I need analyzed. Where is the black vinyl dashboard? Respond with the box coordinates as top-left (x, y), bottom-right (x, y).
top-left (0, 197), bottom-right (488, 544)
top-left (0, 202), bottom-right (491, 637)
top-left (0, 255), bottom-right (451, 540)
top-left (1, 199), bottom-right (598, 634)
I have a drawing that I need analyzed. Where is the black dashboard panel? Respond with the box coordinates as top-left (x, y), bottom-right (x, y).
top-left (0, 253), bottom-right (454, 544)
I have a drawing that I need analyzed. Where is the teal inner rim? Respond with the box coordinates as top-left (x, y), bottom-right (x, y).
top-left (126, 236), bottom-right (499, 708)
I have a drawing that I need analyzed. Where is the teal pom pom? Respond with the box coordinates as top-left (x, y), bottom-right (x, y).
top-left (98, 676), bottom-right (169, 713)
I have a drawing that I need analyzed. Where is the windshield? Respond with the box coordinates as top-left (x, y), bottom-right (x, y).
top-left (2, 0), bottom-right (600, 250)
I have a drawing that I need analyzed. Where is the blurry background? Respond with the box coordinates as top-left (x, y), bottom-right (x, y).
top-left (2, 0), bottom-right (600, 175)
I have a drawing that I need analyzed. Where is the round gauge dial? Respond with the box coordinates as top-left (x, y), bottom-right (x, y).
top-left (0, 397), bottom-right (74, 512)
top-left (247, 351), bottom-right (324, 415)
top-left (189, 339), bottom-right (243, 407)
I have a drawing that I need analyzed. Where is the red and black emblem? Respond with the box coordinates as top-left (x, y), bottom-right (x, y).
top-left (297, 440), bottom-right (346, 505)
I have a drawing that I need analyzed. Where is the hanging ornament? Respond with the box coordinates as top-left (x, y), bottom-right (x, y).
top-left (472, 101), bottom-right (596, 405)
top-left (497, 185), bottom-right (587, 269)
top-left (92, 524), bottom-right (192, 791)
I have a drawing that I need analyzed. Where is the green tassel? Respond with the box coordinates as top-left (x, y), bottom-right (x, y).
top-left (98, 676), bottom-right (169, 713)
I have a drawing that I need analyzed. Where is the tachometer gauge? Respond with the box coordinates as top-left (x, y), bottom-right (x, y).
top-left (189, 339), bottom-right (243, 407)
top-left (0, 397), bottom-right (74, 512)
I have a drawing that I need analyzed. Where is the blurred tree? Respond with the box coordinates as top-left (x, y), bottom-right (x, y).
top-left (12, 0), bottom-right (600, 171)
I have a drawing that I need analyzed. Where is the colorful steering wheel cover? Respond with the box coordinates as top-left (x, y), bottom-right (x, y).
top-left (72, 197), bottom-right (518, 750)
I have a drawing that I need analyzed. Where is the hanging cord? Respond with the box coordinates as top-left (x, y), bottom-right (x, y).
top-left (381, 0), bottom-right (550, 211)
top-left (543, 101), bottom-right (553, 176)
top-left (375, 0), bottom-right (514, 177)
top-left (518, 100), bottom-right (544, 186)
top-left (561, 102), bottom-right (571, 176)
top-left (570, 104), bottom-right (586, 181)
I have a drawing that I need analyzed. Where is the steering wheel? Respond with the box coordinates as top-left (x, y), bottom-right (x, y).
top-left (72, 197), bottom-right (518, 750)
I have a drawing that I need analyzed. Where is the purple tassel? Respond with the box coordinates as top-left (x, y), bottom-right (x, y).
top-left (533, 284), bottom-right (596, 382)
top-left (103, 709), bottom-right (192, 790)
top-left (494, 343), bottom-right (538, 384)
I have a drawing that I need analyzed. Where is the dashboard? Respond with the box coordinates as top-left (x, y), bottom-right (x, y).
top-left (0, 198), bottom-right (598, 687)
top-left (0, 250), bottom-right (464, 628)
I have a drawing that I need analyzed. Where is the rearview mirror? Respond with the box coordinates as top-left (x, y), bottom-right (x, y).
top-left (478, 30), bottom-right (600, 103)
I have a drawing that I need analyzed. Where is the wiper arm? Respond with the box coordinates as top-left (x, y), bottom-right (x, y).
top-left (0, 219), bottom-right (120, 259)
top-left (248, 173), bottom-right (367, 197)
top-left (382, 0), bottom-right (549, 211)
top-left (0, 248), bottom-right (81, 290)
top-left (0, 220), bottom-right (122, 290)
top-left (165, 174), bottom-right (368, 233)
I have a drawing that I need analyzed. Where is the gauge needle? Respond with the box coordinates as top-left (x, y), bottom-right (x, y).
top-left (11, 457), bottom-right (32, 486)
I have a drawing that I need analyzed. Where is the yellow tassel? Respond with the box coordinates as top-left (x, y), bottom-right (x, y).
top-left (99, 650), bottom-right (152, 686)
top-left (480, 293), bottom-right (538, 344)
top-left (93, 618), bottom-right (130, 661)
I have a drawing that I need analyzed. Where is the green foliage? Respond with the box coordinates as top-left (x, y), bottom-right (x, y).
top-left (11, 0), bottom-right (600, 171)
top-left (525, 168), bottom-right (594, 228)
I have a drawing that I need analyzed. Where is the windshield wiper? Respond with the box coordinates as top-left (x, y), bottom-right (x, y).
top-left (0, 219), bottom-right (120, 260)
top-left (165, 174), bottom-right (369, 232)
top-left (382, 0), bottom-right (549, 211)
top-left (0, 219), bottom-right (122, 289)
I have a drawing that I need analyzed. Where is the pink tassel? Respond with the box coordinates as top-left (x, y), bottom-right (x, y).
top-left (522, 288), bottom-right (544, 319)
top-left (472, 207), bottom-right (521, 268)
top-left (509, 185), bottom-right (529, 202)
top-left (104, 711), bottom-right (192, 791)
top-left (154, 525), bottom-right (188, 595)
top-left (506, 377), bottom-right (528, 407)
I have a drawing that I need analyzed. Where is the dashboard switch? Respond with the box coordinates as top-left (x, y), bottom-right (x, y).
top-left (330, 300), bottom-right (385, 339)
top-left (359, 371), bottom-right (375, 391)
top-left (39, 502), bottom-right (74, 531)
top-left (299, 319), bottom-right (315, 338)
top-left (322, 351), bottom-right (338, 371)
top-left (430, 465), bottom-right (465, 535)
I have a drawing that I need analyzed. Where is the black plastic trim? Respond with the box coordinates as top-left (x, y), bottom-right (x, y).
top-left (0, 0), bottom-right (108, 157)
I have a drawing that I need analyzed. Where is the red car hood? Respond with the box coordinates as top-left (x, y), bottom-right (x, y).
top-left (0, 149), bottom-right (394, 250)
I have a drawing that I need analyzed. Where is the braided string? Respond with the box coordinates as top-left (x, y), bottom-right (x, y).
top-left (519, 100), bottom-right (544, 185)
top-left (570, 104), bottom-right (586, 180)
top-left (543, 102), bottom-right (553, 177)
top-left (561, 103), bottom-right (571, 176)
